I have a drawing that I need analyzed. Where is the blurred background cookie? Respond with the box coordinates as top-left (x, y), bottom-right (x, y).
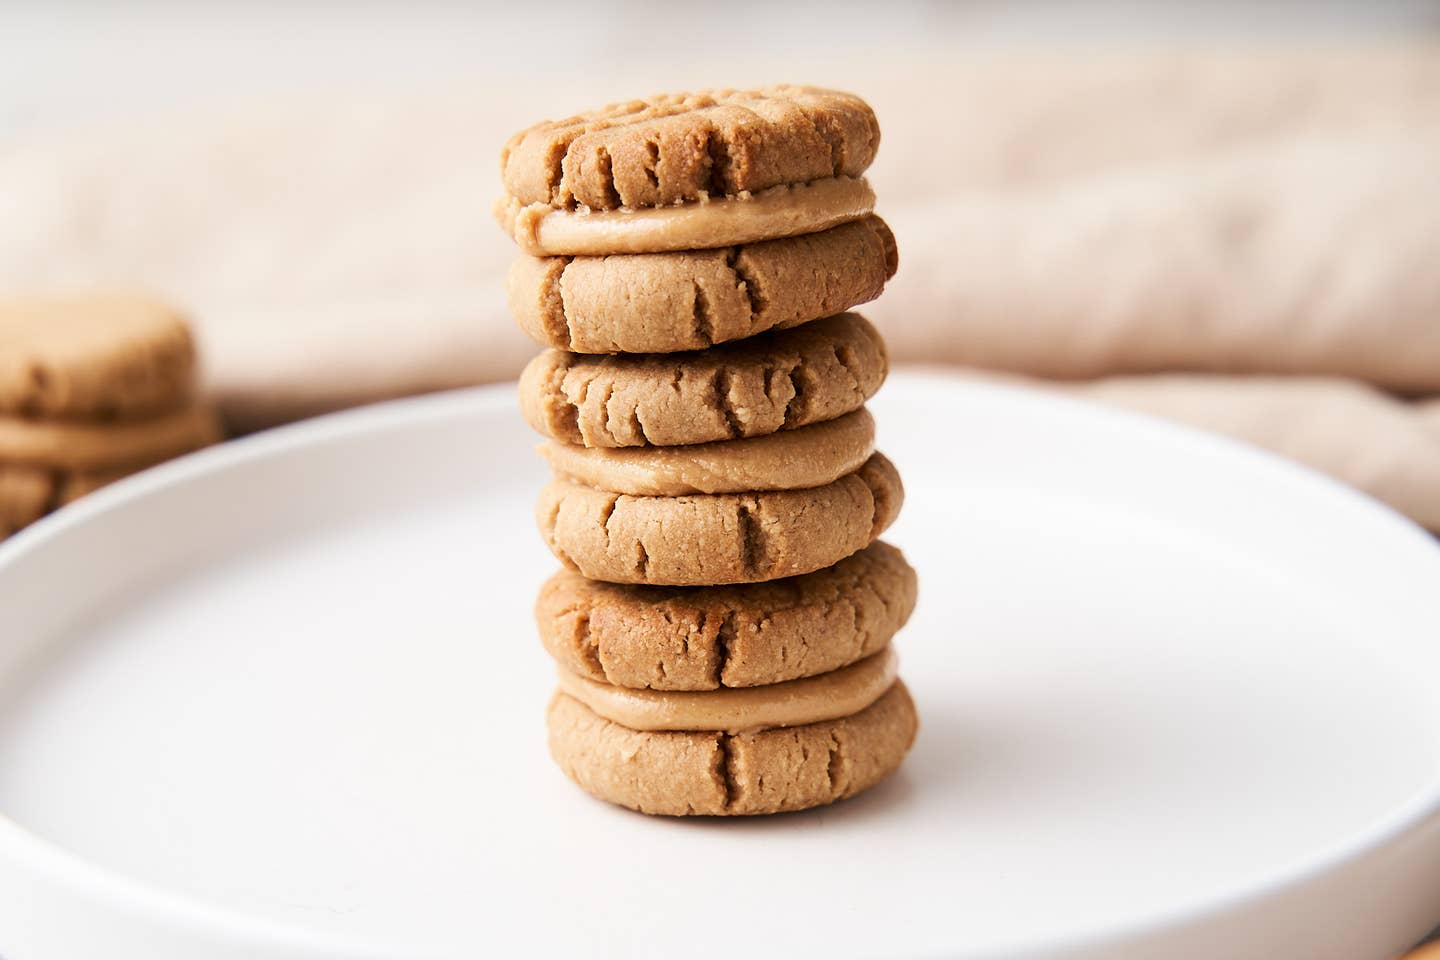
top-left (0, 294), bottom-right (222, 539)
top-left (0, 293), bottom-right (196, 420)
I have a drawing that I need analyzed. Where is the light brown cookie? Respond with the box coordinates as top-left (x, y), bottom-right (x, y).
top-left (508, 216), bottom-right (897, 354)
top-left (0, 464), bottom-right (51, 536)
top-left (519, 312), bottom-right (886, 448)
top-left (537, 541), bottom-right (917, 691)
top-left (502, 86), bottom-right (879, 212)
top-left (536, 452), bottom-right (902, 586)
top-left (540, 408), bottom-right (874, 496)
top-left (547, 680), bottom-right (917, 816)
top-left (0, 404), bottom-right (222, 471)
top-left (0, 294), bottom-right (197, 420)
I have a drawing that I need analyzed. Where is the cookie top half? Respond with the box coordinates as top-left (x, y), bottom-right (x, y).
top-left (502, 86), bottom-right (880, 212)
top-left (0, 294), bottom-right (197, 420)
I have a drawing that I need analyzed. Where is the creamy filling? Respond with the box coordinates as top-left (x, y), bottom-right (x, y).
top-left (541, 408), bottom-right (875, 496)
top-left (0, 404), bottom-right (218, 470)
top-left (556, 648), bottom-right (898, 733)
top-left (497, 176), bottom-right (876, 256)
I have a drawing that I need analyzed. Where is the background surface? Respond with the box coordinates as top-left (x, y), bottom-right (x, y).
top-left (5, 1), bottom-right (1439, 135)
top-left (2, 1), bottom-right (1437, 950)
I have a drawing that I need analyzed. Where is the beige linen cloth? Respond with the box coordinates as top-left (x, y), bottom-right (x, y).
top-left (0, 47), bottom-right (1437, 529)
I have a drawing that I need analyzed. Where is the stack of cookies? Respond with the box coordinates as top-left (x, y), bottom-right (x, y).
top-left (0, 294), bottom-right (221, 539)
top-left (496, 87), bottom-right (918, 816)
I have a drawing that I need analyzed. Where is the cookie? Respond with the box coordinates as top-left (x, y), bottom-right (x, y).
top-left (0, 404), bottom-right (222, 470)
top-left (536, 542), bottom-right (917, 691)
top-left (497, 176), bottom-right (875, 257)
top-left (502, 86), bottom-right (879, 212)
top-left (0, 294), bottom-right (197, 420)
top-left (508, 216), bottom-right (897, 354)
top-left (519, 312), bottom-right (886, 448)
top-left (536, 452), bottom-right (902, 586)
top-left (0, 464), bottom-right (50, 536)
top-left (547, 680), bottom-right (917, 816)
top-left (497, 86), bottom-right (880, 256)
top-left (540, 407), bottom-right (874, 496)
top-left (558, 648), bottom-right (897, 733)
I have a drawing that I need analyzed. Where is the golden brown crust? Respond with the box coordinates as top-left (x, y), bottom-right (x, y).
top-left (546, 680), bottom-right (917, 816)
top-left (502, 86), bottom-right (879, 211)
top-left (508, 216), bottom-right (897, 353)
top-left (535, 453), bottom-right (902, 587)
top-left (0, 294), bottom-right (198, 420)
top-left (518, 312), bottom-right (886, 448)
top-left (536, 541), bottom-right (917, 691)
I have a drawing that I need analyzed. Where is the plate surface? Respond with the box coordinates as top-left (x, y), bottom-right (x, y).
top-left (1, 373), bottom-right (1438, 960)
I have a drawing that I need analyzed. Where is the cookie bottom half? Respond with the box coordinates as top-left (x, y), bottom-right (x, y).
top-left (508, 216), bottom-right (897, 355)
top-left (547, 680), bottom-right (918, 816)
top-left (537, 452), bottom-right (902, 586)
top-left (536, 541), bottom-right (917, 691)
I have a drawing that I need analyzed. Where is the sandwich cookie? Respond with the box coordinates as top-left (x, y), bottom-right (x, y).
top-left (498, 86), bottom-right (880, 255)
top-left (536, 541), bottom-right (917, 690)
top-left (509, 216), bottom-right (897, 354)
top-left (536, 452), bottom-right (902, 586)
top-left (547, 680), bottom-right (917, 816)
top-left (520, 312), bottom-right (886, 448)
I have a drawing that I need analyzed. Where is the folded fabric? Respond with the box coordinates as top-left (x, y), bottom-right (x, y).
top-left (1069, 374), bottom-right (1440, 532)
top-left (199, 297), bottom-right (531, 431)
top-left (874, 133), bottom-right (1440, 391)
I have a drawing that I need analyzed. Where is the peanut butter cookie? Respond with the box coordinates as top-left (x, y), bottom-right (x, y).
top-left (519, 312), bottom-right (886, 448)
top-left (536, 452), bottom-right (902, 586)
top-left (502, 86), bottom-right (878, 211)
top-left (536, 541), bottom-right (917, 690)
top-left (509, 216), bottom-right (896, 354)
top-left (547, 680), bottom-right (917, 816)
top-left (0, 294), bottom-right (197, 420)
top-left (497, 86), bottom-right (880, 255)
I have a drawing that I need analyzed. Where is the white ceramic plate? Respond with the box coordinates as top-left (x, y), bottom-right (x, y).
top-left (1, 373), bottom-right (1437, 960)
